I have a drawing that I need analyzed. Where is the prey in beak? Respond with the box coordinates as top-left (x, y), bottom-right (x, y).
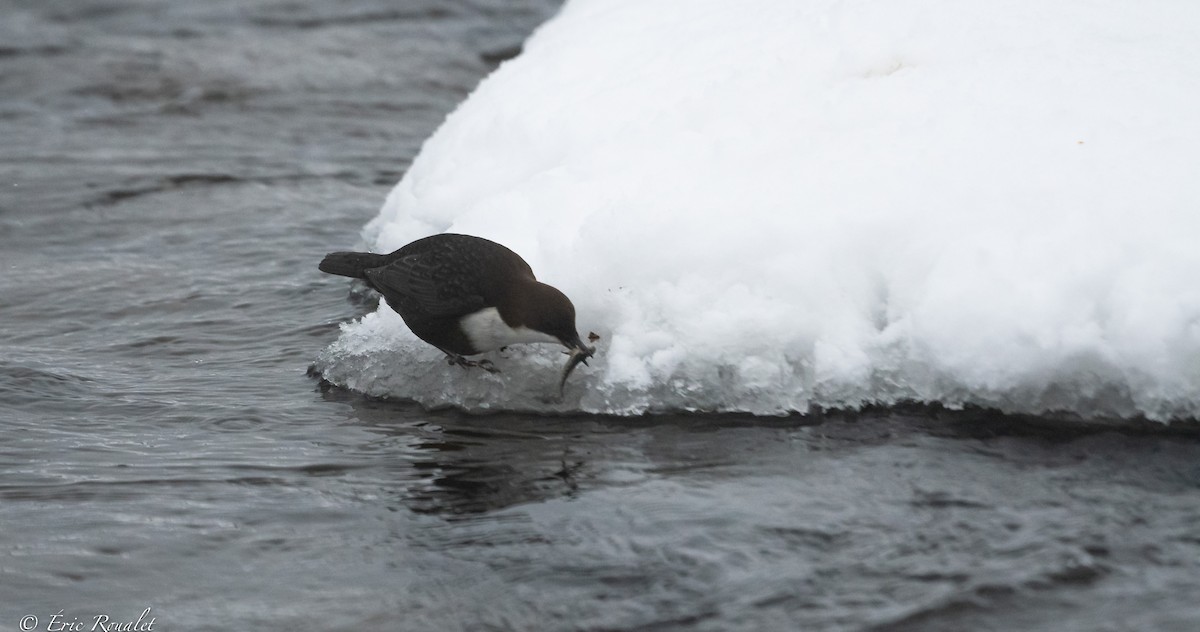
top-left (558, 334), bottom-right (597, 396)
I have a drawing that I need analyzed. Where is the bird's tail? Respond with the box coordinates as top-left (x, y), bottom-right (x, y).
top-left (318, 251), bottom-right (389, 279)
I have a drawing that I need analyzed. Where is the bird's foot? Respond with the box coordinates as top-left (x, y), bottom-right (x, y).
top-left (446, 355), bottom-right (501, 374)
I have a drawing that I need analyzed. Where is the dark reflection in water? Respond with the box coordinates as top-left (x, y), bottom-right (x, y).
top-left (323, 388), bottom-right (599, 516)
top-left (3, 1), bottom-right (1200, 631)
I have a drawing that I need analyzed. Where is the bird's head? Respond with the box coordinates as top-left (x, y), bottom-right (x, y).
top-left (520, 281), bottom-right (597, 395)
top-left (524, 282), bottom-right (592, 356)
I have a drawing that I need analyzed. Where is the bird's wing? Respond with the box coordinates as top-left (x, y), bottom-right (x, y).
top-left (364, 254), bottom-right (486, 317)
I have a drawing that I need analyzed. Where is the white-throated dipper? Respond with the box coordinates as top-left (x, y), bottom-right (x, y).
top-left (320, 233), bottom-right (595, 392)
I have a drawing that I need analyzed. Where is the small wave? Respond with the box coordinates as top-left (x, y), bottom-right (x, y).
top-left (0, 362), bottom-right (98, 406)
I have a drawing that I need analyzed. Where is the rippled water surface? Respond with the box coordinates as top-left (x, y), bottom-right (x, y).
top-left (3, 2), bottom-right (1200, 630)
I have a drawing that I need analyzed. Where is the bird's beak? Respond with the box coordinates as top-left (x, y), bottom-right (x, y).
top-left (565, 335), bottom-right (594, 365)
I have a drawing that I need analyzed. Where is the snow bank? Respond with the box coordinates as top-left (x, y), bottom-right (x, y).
top-left (316, 0), bottom-right (1200, 421)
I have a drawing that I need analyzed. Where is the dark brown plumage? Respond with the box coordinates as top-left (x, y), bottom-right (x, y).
top-left (319, 234), bottom-right (593, 376)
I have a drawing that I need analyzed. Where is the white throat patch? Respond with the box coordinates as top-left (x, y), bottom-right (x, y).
top-left (459, 307), bottom-right (559, 352)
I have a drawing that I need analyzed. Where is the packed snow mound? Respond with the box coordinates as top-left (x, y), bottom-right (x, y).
top-left (316, 0), bottom-right (1200, 421)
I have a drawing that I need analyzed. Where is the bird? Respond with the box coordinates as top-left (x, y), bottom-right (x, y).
top-left (319, 233), bottom-right (595, 389)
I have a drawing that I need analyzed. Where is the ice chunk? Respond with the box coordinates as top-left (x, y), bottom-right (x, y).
top-left (316, 0), bottom-right (1200, 421)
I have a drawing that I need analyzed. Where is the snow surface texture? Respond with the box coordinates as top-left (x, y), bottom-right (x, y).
top-left (317, 0), bottom-right (1200, 421)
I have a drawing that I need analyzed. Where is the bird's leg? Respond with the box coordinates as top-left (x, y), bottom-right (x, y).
top-left (444, 353), bottom-right (501, 374)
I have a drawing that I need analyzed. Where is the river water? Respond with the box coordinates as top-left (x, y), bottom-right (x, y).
top-left (3, 1), bottom-right (1199, 630)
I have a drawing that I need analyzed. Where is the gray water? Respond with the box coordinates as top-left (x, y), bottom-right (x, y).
top-left (3, 2), bottom-right (1200, 630)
